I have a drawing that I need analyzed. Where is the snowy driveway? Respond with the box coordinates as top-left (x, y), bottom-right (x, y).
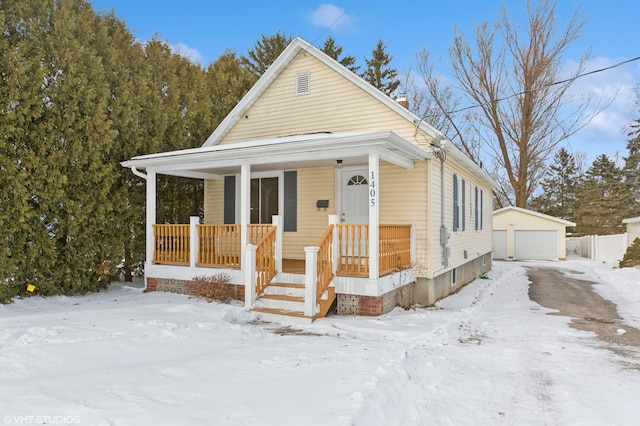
top-left (1, 259), bottom-right (639, 425)
top-left (528, 265), bottom-right (640, 349)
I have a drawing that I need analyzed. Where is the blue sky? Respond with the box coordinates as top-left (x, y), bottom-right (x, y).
top-left (90, 0), bottom-right (640, 165)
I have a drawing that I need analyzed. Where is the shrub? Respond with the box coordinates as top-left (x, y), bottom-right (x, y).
top-left (185, 273), bottom-right (234, 302)
top-left (620, 238), bottom-right (640, 268)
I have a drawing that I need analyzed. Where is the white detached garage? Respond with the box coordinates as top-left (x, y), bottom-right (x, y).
top-left (493, 207), bottom-right (576, 261)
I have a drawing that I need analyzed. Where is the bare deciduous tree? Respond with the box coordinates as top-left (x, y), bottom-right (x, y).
top-left (417, 0), bottom-right (608, 207)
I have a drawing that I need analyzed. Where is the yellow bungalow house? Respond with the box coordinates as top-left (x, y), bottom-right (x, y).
top-left (121, 38), bottom-right (497, 322)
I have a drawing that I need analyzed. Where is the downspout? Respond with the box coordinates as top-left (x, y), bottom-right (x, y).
top-left (433, 141), bottom-right (449, 267)
top-left (129, 166), bottom-right (148, 291)
top-left (415, 123), bottom-right (451, 269)
top-left (131, 166), bottom-right (147, 180)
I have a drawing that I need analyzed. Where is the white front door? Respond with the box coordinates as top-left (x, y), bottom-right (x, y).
top-left (341, 170), bottom-right (369, 224)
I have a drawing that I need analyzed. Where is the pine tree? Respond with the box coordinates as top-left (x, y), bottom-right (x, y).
top-left (361, 39), bottom-right (400, 96)
top-left (575, 154), bottom-right (626, 235)
top-left (242, 31), bottom-right (292, 78)
top-left (206, 50), bottom-right (254, 129)
top-left (320, 36), bottom-right (359, 73)
top-left (533, 147), bottom-right (579, 221)
top-left (623, 119), bottom-right (640, 218)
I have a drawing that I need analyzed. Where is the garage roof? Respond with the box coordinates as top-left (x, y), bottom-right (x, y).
top-left (494, 206), bottom-right (576, 227)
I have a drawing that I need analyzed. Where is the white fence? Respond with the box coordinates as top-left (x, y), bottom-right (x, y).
top-left (567, 233), bottom-right (628, 263)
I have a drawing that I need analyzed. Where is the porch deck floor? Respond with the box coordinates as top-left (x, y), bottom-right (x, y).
top-left (282, 259), bottom-right (305, 274)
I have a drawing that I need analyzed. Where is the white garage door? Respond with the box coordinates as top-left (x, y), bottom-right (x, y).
top-left (493, 230), bottom-right (508, 260)
top-left (514, 230), bottom-right (558, 260)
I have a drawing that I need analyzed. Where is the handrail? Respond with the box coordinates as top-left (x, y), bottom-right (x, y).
top-left (249, 224), bottom-right (273, 245)
top-left (152, 224), bottom-right (190, 265)
top-left (315, 225), bottom-right (334, 301)
top-left (255, 226), bottom-right (277, 296)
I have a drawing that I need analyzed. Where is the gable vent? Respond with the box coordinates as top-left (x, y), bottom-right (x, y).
top-left (296, 71), bottom-right (310, 95)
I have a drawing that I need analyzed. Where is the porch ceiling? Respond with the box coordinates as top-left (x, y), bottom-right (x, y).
top-left (121, 131), bottom-right (430, 179)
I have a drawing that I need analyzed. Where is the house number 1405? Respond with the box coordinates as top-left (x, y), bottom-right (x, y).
top-left (369, 171), bottom-right (376, 206)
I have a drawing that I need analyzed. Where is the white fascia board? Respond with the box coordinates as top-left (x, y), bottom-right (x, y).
top-left (377, 146), bottom-right (415, 169)
top-left (122, 131), bottom-right (428, 170)
top-left (623, 216), bottom-right (640, 224)
top-left (149, 169), bottom-right (220, 180)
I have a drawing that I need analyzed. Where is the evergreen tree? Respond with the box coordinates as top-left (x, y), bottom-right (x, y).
top-left (533, 147), bottom-right (579, 220)
top-left (206, 50), bottom-right (254, 128)
top-left (144, 38), bottom-right (210, 224)
top-left (0, 0), bottom-right (60, 300)
top-left (575, 154), bottom-right (626, 235)
top-left (320, 36), bottom-right (359, 73)
top-left (96, 11), bottom-right (154, 281)
top-left (241, 31), bottom-right (291, 78)
top-left (45, 0), bottom-right (121, 294)
top-left (361, 38), bottom-right (400, 96)
top-left (623, 120), bottom-right (640, 218)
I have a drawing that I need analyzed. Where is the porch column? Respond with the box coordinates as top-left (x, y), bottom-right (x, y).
top-left (304, 246), bottom-right (319, 317)
top-left (240, 163), bottom-right (251, 248)
top-left (273, 215), bottom-right (283, 274)
top-left (146, 170), bottom-right (157, 266)
top-left (328, 215), bottom-right (339, 275)
top-left (368, 152), bottom-right (380, 280)
top-left (244, 244), bottom-right (257, 308)
top-left (189, 216), bottom-right (199, 268)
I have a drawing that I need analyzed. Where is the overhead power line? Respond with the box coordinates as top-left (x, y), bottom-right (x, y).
top-left (440, 55), bottom-right (640, 116)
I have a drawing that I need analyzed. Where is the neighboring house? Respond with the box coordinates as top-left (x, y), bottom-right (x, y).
top-left (493, 207), bottom-right (575, 261)
top-left (121, 37), bottom-right (497, 322)
top-left (623, 217), bottom-right (640, 245)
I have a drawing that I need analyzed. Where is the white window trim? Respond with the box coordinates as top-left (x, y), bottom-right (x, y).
top-left (234, 170), bottom-right (284, 224)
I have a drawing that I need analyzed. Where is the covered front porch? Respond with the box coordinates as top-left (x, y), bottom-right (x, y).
top-left (122, 131), bottom-right (428, 321)
top-left (149, 215), bottom-right (415, 319)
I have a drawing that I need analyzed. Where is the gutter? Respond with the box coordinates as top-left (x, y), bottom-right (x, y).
top-left (130, 166), bottom-right (147, 180)
top-left (127, 166), bottom-right (148, 291)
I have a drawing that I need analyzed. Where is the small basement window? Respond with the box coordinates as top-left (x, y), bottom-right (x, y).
top-left (296, 71), bottom-right (310, 95)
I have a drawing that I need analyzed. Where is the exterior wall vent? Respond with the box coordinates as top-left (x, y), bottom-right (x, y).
top-left (296, 71), bottom-right (310, 95)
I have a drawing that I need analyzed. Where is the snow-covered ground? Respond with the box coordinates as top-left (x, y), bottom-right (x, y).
top-left (1, 258), bottom-right (639, 426)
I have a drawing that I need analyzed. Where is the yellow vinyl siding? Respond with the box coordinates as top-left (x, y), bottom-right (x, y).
top-left (219, 53), bottom-right (431, 146)
top-left (282, 167), bottom-right (335, 260)
top-left (429, 158), bottom-right (493, 279)
top-left (203, 168), bottom-right (335, 260)
top-left (379, 162), bottom-right (429, 271)
top-left (201, 48), bottom-right (496, 279)
top-left (204, 179), bottom-right (224, 224)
